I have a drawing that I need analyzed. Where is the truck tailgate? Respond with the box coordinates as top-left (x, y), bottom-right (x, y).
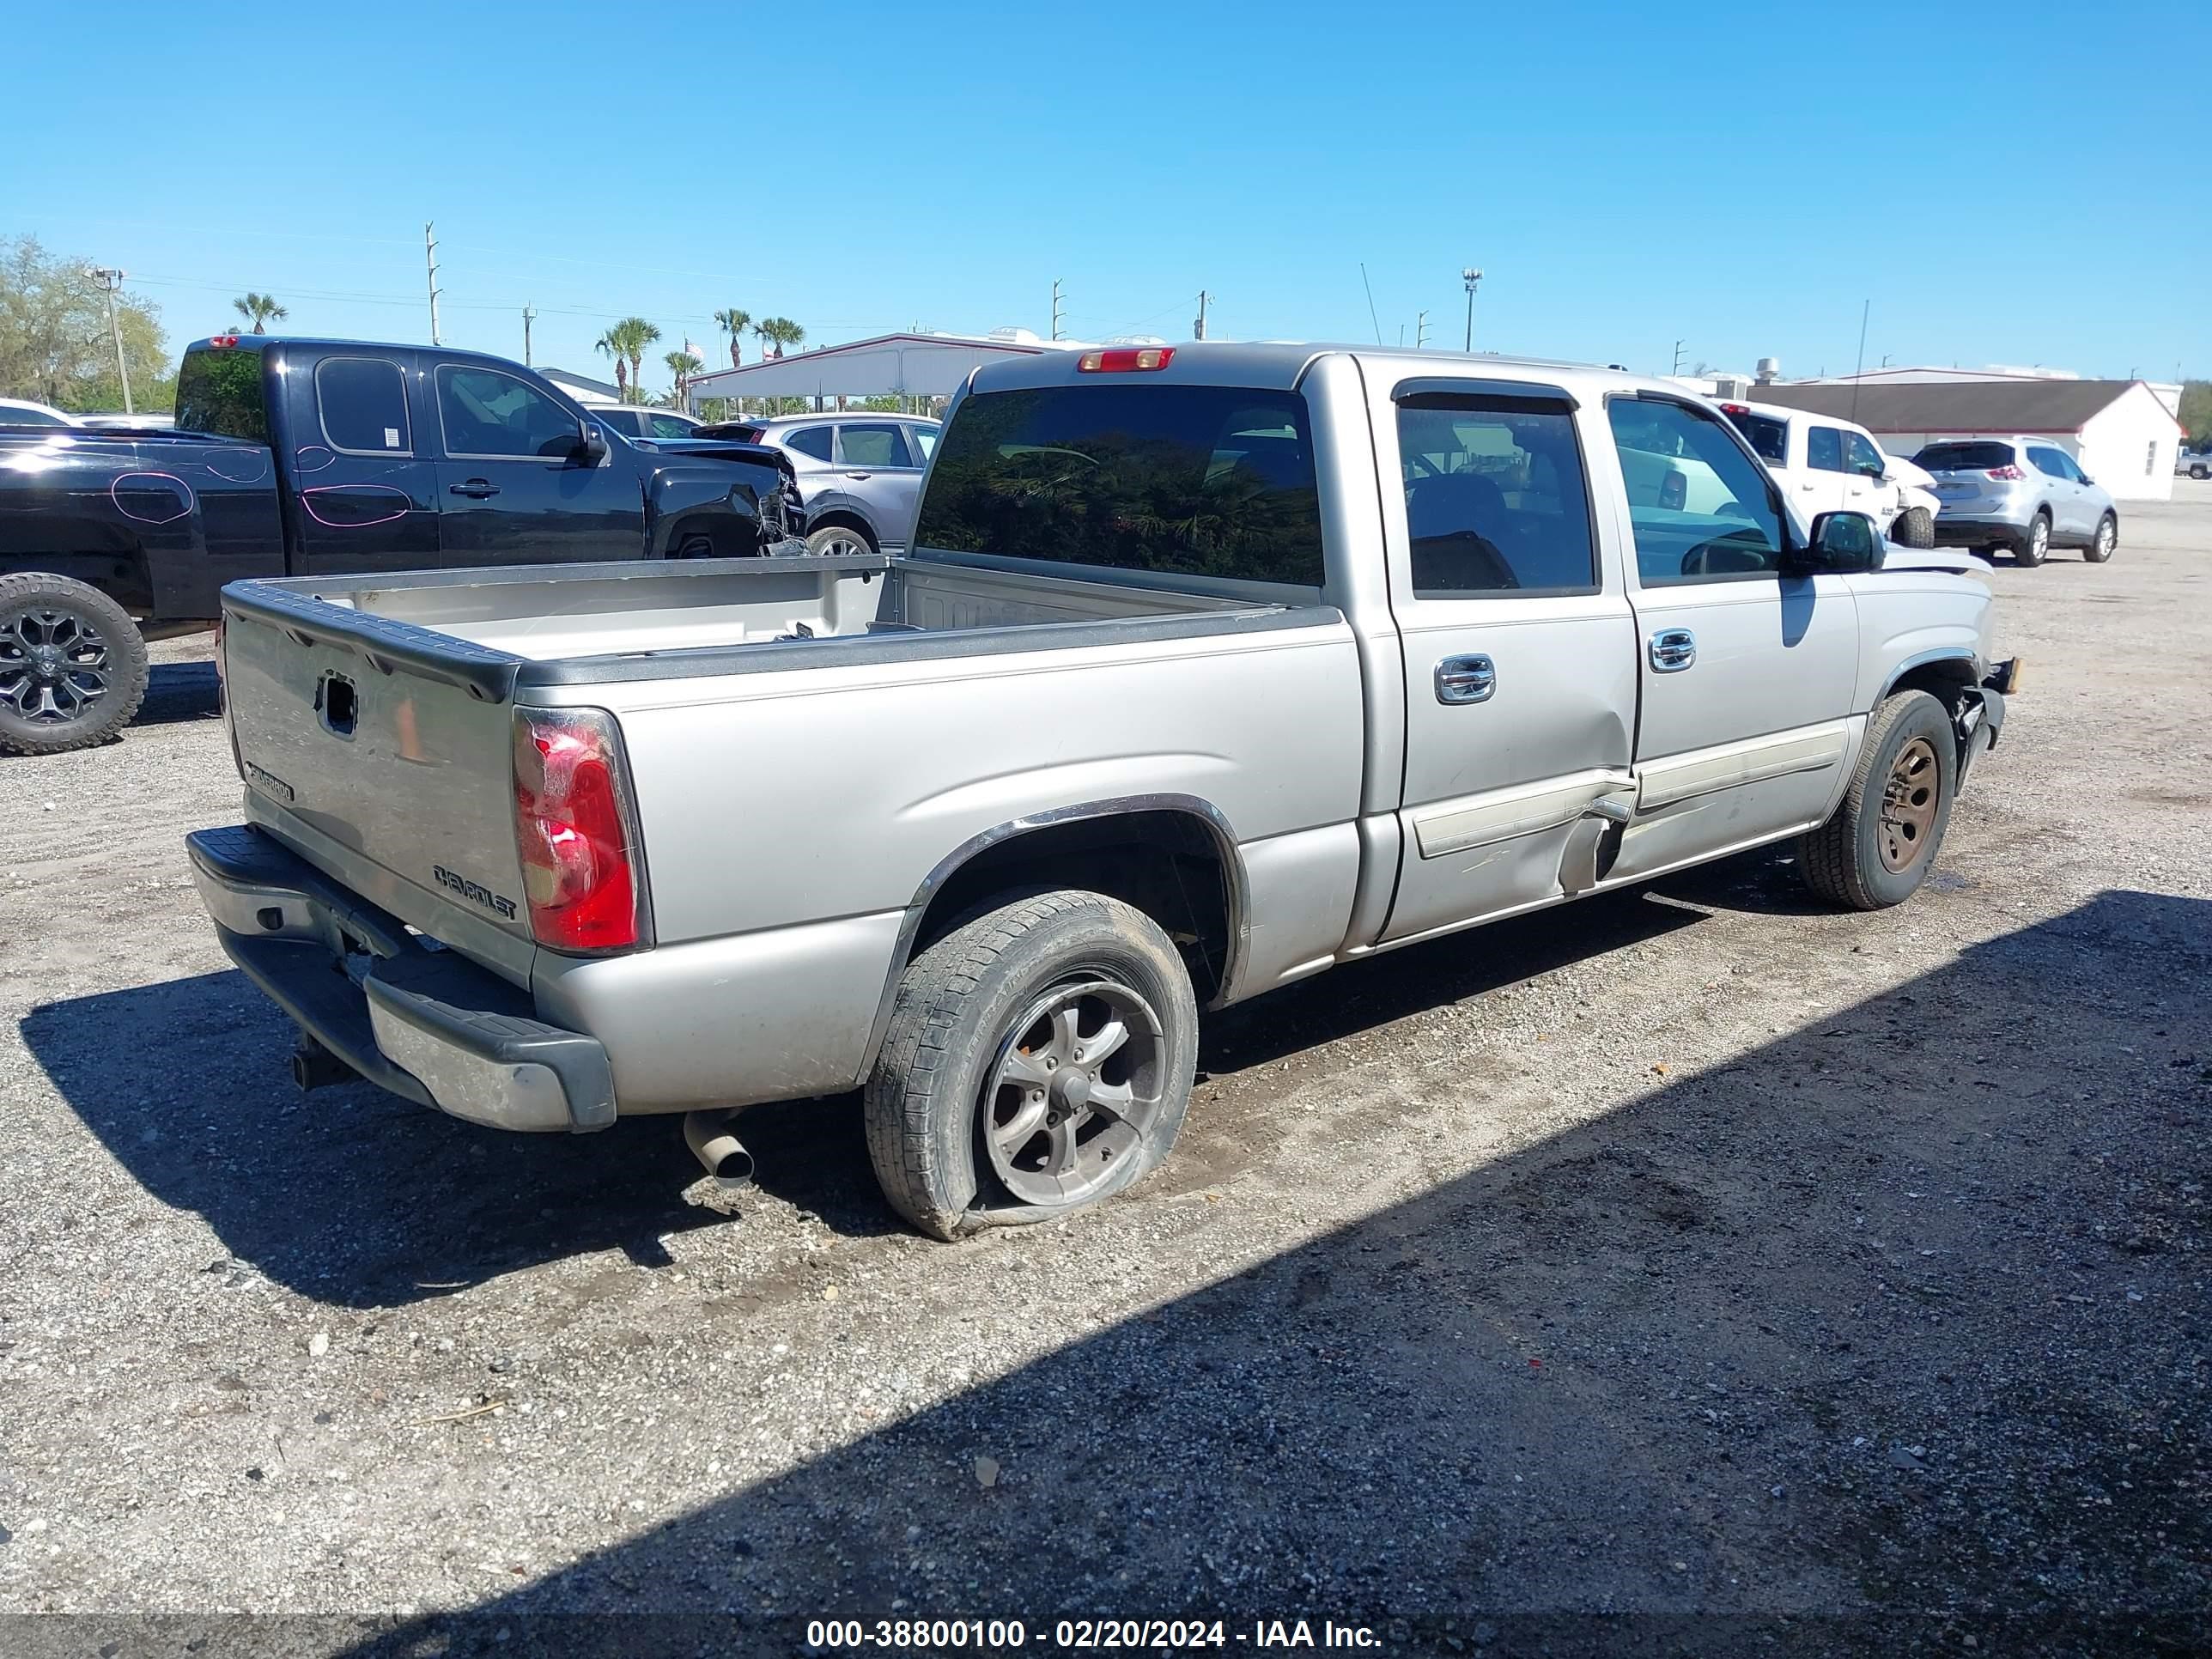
top-left (220, 586), bottom-right (538, 982)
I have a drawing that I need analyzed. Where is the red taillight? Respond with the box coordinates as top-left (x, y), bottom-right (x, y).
top-left (512, 708), bottom-right (646, 952)
top-left (207, 335), bottom-right (240, 349)
top-left (1077, 346), bottom-right (1175, 373)
top-left (1986, 465), bottom-right (2026, 480)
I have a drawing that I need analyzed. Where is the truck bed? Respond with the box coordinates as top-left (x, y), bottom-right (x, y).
top-left (242, 552), bottom-right (1289, 670)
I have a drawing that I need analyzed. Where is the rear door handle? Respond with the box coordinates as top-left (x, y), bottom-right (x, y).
top-left (447, 480), bottom-right (501, 500)
top-left (843, 471), bottom-right (872, 481)
top-left (1434, 653), bottom-right (1496, 704)
top-left (1649, 628), bottom-right (1697, 672)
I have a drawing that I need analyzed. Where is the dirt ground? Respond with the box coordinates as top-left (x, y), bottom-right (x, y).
top-left (3, 489), bottom-right (2208, 1658)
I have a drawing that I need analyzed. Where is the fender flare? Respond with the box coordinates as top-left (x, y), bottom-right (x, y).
top-left (850, 793), bottom-right (1250, 1085)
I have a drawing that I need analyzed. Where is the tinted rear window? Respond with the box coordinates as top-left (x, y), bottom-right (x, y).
top-left (1724, 409), bottom-right (1788, 464)
top-left (915, 385), bottom-right (1325, 586)
top-left (1916, 441), bottom-right (2014, 471)
top-left (315, 356), bottom-right (410, 453)
top-left (174, 346), bottom-right (270, 444)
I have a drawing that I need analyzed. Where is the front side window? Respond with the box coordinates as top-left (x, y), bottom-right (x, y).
top-left (1, 404), bottom-right (67, 427)
top-left (1844, 431), bottom-right (1887, 477)
top-left (785, 425), bottom-right (833, 461)
top-left (1807, 425), bottom-right (1846, 472)
top-left (915, 384), bottom-right (1325, 587)
top-left (837, 422), bottom-right (913, 467)
top-left (1397, 398), bottom-right (1596, 594)
top-left (911, 424), bottom-right (940, 460)
top-left (1607, 397), bottom-right (1786, 585)
top-left (315, 356), bottom-right (410, 454)
top-left (436, 366), bottom-right (577, 459)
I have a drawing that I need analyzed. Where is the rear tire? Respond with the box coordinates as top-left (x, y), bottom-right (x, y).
top-left (2014, 513), bottom-right (2050, 567)
top-left (1893, 507), bottom-right (1936, 549)
top-left (0, 574), bottom-right (150, 757)
top-left (1799, 690), bottom-right (1956, 911)
top-left (865, 890), bottom-right (1198, 1241)
top-left (2084, 513), bottom-right (2116, 563)
top-left (805, 522), bottom-right (876, 558)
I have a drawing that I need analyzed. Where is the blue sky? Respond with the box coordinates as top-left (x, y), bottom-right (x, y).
top-left (13, 1), bottom-right (2207, 396)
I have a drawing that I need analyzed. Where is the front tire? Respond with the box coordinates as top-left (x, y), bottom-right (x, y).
top-left (2084, 513), bottom-right (2116, 563)
top-left (1799, 690), bottom-right (1957, 911)
top-left (2014, 513), bottom-right (2050, 567)
top-left (0, 574), bottom-right (150, 757)
top-left (865, 890), bottom-right (1199, 1240)
top-left (1893, 506), bottom-right (1936, 549)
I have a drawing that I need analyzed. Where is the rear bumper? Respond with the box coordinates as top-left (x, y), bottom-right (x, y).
top-left (185, 825), bottom-right (615, 1133)
top-left (1932, 513), bottom-right (2029, 547)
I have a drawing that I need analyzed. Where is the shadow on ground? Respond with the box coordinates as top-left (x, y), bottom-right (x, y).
top-left (304, 888), bottom-right (2205, 1657)
top-left (137, 659), bottom-right (222, 726)
top-left (21, 856), bottom-right (1759, 1304)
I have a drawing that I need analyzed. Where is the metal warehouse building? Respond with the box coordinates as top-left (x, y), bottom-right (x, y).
top-left (1748, 379), bottom-right (2184, 502)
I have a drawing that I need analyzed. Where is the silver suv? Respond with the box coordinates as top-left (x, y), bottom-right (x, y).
top-left (1914, 436), bottom-right (2118, 568)
top-left (696, 413), bottom-right (941, 556)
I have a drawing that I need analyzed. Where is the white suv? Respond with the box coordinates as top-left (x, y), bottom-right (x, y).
top-left (1721, 398), bottom-right (1941, 548)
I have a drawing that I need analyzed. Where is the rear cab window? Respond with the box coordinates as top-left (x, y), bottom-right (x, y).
top-left (1607, 397), bottom-right (1787, 585)
top-left (1723, 408), bottom-right (1789, 465)
top-left (175, 345), bottom-right (270, 444)
top-left (1807, 426), bottom-right (1846, 472)
top-left (915, 383), bottom-right (1324, 588)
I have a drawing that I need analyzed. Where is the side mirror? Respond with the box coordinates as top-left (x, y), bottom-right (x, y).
top-left (578, 420), bottom-right (609, 464)
top-left (1798, 510), bottom-right (1885, 574)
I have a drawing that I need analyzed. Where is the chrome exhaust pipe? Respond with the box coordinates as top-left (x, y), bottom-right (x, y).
top-left (682, 1110), bottom-right (756, 1189)
top-left (290, 1038), bottom-right (353, 1093)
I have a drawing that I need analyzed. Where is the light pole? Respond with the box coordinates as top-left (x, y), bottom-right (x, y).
top-left (88, 268), bottom-right (133, 415)
top-left (1461, 267), bottom-right (1483, 354)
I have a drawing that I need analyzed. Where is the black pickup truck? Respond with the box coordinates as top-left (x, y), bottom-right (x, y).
top-left (0, 335), bottom-right (801, 755)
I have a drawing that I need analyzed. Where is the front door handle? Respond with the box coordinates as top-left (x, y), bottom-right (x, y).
top-left (447, 480), bottom-right (501, 500)
top-left (1649, 628), bottom-right (1697, 672)
top-left (1435, 653), bottom-right (1496, 704)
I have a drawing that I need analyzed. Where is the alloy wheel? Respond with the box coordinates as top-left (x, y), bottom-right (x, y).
top-left (0, 607), bottom-right (112, 726)
top-left (981, 979), bottom-right (1166, 1206)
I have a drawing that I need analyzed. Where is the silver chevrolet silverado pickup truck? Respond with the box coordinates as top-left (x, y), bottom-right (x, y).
top-left (189, 343), bottom-right (2018, 1238)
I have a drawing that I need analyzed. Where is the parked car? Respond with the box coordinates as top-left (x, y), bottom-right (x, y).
top-left (589, 406), bottom-right (706, 441)
top-left (2179, 447), bottom-right (2210, 480)
top-left (0, 335), bottom-right (801, 756)
top-left (695, 413), bottom-right (942, 556)
top-left (191, 342), bottom-right (2014, 1239)
top-left (1911, 436), bottom-right (2118, 567)
top-left (76, 412), bottom-right (178, 430)
top-left (0, 398), bottom-right (81, 428)
top-left (1718, 399), bottom-right (1941, 548)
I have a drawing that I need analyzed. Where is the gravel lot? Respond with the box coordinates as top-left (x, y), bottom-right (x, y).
top-left (3, 489), bottom-right (2208, 1656)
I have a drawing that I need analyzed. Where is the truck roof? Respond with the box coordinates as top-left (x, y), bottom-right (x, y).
top-left (966, 340), bottom-right (1663, 399)
top-left (184, 334), bottom-right (553, 377)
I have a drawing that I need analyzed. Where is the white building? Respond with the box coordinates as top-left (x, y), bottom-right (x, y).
top-left (1747, 379), bottom-right (2185, 502)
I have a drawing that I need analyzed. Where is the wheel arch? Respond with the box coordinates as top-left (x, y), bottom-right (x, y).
top-left (853, 795), bottom-right (1249, 1085)
top-left (1877, 648), bottom-right (1979, 709)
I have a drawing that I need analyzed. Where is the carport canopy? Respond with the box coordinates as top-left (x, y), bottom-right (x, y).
top-left (686, 331), bottom-right (1082, 402)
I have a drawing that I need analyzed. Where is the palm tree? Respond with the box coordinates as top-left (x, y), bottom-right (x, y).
top-left (594, 329), bottom-right (629, 401)
top-left (665, 349), bottom-right (702, 410)
top-left (758, 317), bottom-right (805, 360)
top-left (713, 308), bottom-right (750, 368)
top-left (613, 316), bottom-right (659, 403)
top-left (232, 292), bottom-right (288, 334)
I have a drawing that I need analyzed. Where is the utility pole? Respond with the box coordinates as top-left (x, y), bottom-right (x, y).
top-left (1416, 309), bottom-right (1431, 350)
top-left (522, 303), bottom-right (536, 367)
top-left (1194, 289), bottom-right (1210, 340)
top-left (424, 222), bottom-right (442, 346)
top-left (1672, 339), bottom-right (1686, 378)
top-left (1849, 298), bottom-right (1870, 426)
top-left (1051, 279), bottom-right (1065, 343)
top-left (88, 267), bottom-right (132, 414)
top-left (1461, 267), bottom-right (1482, 353)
